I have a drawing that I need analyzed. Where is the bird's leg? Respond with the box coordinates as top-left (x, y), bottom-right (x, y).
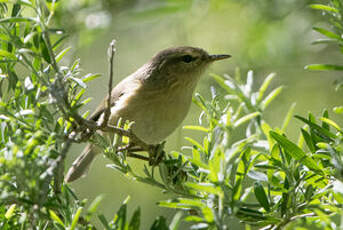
top-left (116, 140), bottom-right (165, 165)
top-left (117, 143), bottom-right (132, 152)
top-left (148, 142), bottom-right (165, 166)
top-left (117, 142), bottom-right (149, 161)
top-left (126, 152), bottom-right (150, 161)
top-left (117, 142), bottom-right (144, 152)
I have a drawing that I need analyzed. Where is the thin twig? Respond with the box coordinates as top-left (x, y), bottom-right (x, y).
top-left (102, 40), bottom-right (116, 128)
top-left (101, 125), bottom-right (152, 151)
top-left (53, 139), bottom-right (72, 193)
top-left (127, 152), bottom-right (150, 161)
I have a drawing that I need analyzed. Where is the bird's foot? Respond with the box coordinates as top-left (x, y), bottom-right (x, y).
top-left (148, 142), bottom-right (166, 166)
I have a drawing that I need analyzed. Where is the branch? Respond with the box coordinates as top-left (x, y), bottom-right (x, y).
top-left (101, 40), bottom-right (116, 128)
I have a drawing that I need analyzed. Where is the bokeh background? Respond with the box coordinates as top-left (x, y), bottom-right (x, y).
top-left (56, 0), bottom-right (343, 228)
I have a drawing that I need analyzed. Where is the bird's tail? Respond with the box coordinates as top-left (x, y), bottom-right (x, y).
top-left (65, 144), bottom-right (97, 183)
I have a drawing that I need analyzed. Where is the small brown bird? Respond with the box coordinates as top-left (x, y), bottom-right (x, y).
top-left (65, 46), bottom-right (230, 182)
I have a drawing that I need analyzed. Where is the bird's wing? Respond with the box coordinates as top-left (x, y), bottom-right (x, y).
top-left (88, 75), bottom-right (141, 122)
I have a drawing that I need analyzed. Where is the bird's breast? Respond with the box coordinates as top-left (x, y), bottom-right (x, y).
top-left (111, 82), bottom-right (194, 144)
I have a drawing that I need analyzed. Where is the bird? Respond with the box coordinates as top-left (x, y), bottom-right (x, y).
top-left (65, 46), bottom-right (231, 182)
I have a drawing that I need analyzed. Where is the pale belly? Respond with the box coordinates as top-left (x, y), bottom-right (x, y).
top-left (108, 87), bottom-right (193, 144)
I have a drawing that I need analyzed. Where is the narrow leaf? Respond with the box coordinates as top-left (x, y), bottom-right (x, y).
top-left (129, 207), bottom-right (141, 230)
top-left (334, 106), bottom-right (343, 114)
top-left (0, 17), bottom-right (36, 24)
top-left (234, 112), bottom-right (260, 128)
top-left (313, 27), bottom-right (342, 40)
top-left (269, 131), bottom-right (322, 172)
top-left (98, 214), bottom-right (111, 230)
top-left (5, 204), bottom-right (16, 219)
top-left (87, 195), bottom-right (104, 214)
top-left (49, 210), bottom-right (65, 227)
top-left (261, 86), bottom-right (283, 110)
top-left (70, 207), bottom-right (82, 230)
top-left (281, 103), bottom-right (296, 132)
top-left (82, 73), bottom-right (101, 83)
top-left (305, 64), bottom-right (343, 71)
top-left (309, 4), bottom-right (338, 12)
top-left (301, 128), bottom-right (316, 153)
top-left (295, 115), bottom-right (336, 139)
top-left (257, 72), bottom-right (276, 103)
top-left (320, 117), bottom-right (341, 131)
top-left (0, 50), bottom-right (16, 59)
top-left (211, 73), bottom-right (235, 94)
top-left (254, 182), bottom-right (270, 212)
top-left (183, 125), bottom-right (208, 133)
top-left (56, 47), bottom-right (71, 63)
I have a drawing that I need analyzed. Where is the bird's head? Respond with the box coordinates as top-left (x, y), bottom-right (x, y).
top-left (146, 46), bottom-right (231, 87)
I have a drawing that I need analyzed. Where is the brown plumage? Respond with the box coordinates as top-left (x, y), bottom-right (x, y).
top-left (65, 46), bottom-right (230, 183)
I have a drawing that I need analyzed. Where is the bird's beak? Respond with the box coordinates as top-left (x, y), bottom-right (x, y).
top-left (208, 54), bottom-right (231, 62)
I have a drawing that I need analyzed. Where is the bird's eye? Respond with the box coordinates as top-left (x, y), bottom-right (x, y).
top-left (181, 55), bottom-right (196, 63)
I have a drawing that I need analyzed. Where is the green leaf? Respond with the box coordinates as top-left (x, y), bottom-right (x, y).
top-left (309, 4), bottom-right (338, 13)
top-left (183, 125), bottom-right (208, 132)
top-left (190, 223), bottom-right (209, 229)
top-left (150, 216), bottom-right (169, 230)
top-left (70, 76), bottom-right (87, 88)
top-left (113, 203), bottom-right (127, 230)
top-left (313, 27), bottom-right (342, 40)
top-left (257, 72), bottom-right (276, 103)
top-left (261, 86), bottom-right (283, 110)
top-left (158, 199), bottom-right (202, 210)
top-left (320, 117), bottom-right (341, 131)
top-left (40, 38), bottom-right (51, 64)
top-left (82, 73), bottom-right (102, 83)
top-left (211, 73), bottom-right (235, 94)
top-left (201, 206), bottom-right (215, 222)
top-left (186, 182), bottom-right (223, 196)
top-left (322, 109), bottom-right (329, 130)
top-left (269, 131), bottom-right (323, 172)
top-left (295, 115), bottom-right (336, 139)
top-left (254, 182), bottom-right (270, 212)
top-left (261, 121), bottom-right (274, 148)
top-left (70, 207), bottom-right (82, 230)
top-left (0, 33), bottom-right (10, 42)
top-left (281, 103), bottom-right (296, 132)
top-left (0, 50), bottom-right (16, 59)
top-left (184, 137), bottom-right (205, 153)
top-left (5, 204), bottom-right (16, 219)
top-left (192, 93), bottom-right (209, 114)
top-left (11, 3), bottom-right (21, 17)
top-left (23, 31), bottom-right (36, 44)
top-left (98, 214), bottom-right (111, 230)
top-left (5, 0), bottom-right (33, 7)
top-left (56, 47), bottom-right (71, 63)
top-left (311, 38), bottom-right (337, 45)
top-left (247, 170), bottom-right (268, 182)
top-left (334, 106), bottom-right (343, 114)
top-left (49, 210), bottom-right (65, 227)
top-left (0, 17), bottom-right (36, 24)
top-left (129, 207), bottom-right (141, 230)
top-left (305, 64), bottom-right (343, 71)
top-left (169, 212), bottom-right (182, 230)
top-left (301, 128), bottom-right (316, 153)
top-left (233, 112), bottom-right (260, 128)
top-left (87, 195), bottom-right (104, 214)
top-left (184, 215), bottom-right (204, 222)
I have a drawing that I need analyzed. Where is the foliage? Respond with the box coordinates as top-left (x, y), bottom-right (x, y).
top-left (305, 0), bottom-right (343, 90)
top-left (0, 1), bottom-right (169, 229)
top-left (1, 0), bottom-right (343, 230)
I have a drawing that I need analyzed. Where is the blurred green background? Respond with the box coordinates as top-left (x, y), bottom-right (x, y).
top-left (58, 0), bottom-right (343, 228)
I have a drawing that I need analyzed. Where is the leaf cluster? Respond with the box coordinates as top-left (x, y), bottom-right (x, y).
top-left (305, 1), bottom-right (343, 75)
